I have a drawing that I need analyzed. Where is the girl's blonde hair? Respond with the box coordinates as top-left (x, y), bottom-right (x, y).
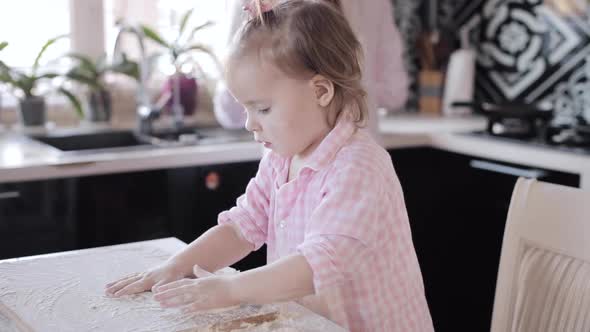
top-left (229, 0), bottom-right (367, 127)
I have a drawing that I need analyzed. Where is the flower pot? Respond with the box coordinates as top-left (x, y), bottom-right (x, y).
top-left (159, 73), bottom-right (198, 116)
top-left (86, 89), bottom-right (112, 122)
top-left (19, 96), bottom-right (46, 127)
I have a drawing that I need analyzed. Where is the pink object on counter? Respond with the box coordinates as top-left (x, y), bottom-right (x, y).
top-left (218, 113), bottom-right (433, 332)
top-left (213, 0), bottom-right (408, 130)
top-left (159, 73), bottom-right (198, 115)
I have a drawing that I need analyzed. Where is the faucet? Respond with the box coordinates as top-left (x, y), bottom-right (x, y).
top-left (113, 24), bottom-right (160, 136)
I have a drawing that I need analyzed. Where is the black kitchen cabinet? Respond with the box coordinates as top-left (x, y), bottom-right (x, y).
top-left (76, 170), bottom-right (171, 248)
top-left (1, 160), bottom-right (266, 270)
top-left (389, 147), bottom-right (580, 332)
top-left (0, 178), bottom-right (77, 259)
top-left (166, 161), bottom-right (267, 271)
top-left (75, 161), bottom-right (262, 253)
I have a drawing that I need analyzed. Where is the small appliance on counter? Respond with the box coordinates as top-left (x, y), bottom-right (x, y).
top-left (454, 101), bottom-right (590, 155)
top-left (443, 49), bottom-right (476, 116)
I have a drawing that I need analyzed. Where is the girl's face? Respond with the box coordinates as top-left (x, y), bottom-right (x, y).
top-left (226, 55), bottom-right (331, 159)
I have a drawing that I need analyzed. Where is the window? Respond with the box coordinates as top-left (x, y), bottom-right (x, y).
top-left (0, 0), bottom-right (71, 107)
top-left (0, 0), bottom-right (227, 110)
top-left (0, 1), bottom-right (228, 69)
top-left (0, 0), bottom-right (71, 68)
top-left (104, 0), bottom-right (227, 79)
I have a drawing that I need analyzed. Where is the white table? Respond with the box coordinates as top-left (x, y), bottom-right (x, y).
top-left (0, 237), bottom-right (345, 332)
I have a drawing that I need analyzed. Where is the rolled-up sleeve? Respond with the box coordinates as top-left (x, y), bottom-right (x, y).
top-left (297, 165), bottom-right (383, 293)
top-left (218, 152), bottom-right (274, 250)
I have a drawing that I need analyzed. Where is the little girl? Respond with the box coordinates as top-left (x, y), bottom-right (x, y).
top-left (106, 1), bottom-right (433, 330)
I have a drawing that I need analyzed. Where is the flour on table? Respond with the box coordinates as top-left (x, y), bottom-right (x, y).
top-left (0, 244), bottom-right (279, 332)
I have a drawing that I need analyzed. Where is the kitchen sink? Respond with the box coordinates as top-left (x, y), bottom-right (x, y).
top-left (149, 127), bottom-right (252, 145)
top-left (29, 130), bottom-right (154, 152)
top-left (28, 126), bottom-right (252, 154)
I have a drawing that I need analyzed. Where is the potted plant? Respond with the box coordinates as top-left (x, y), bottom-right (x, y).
top-left (64, 52), bottom-right (139, 122)
top-left (137, 8), bottom-right (220, 120)
top-left (0, 35), bottom-right (83, 127)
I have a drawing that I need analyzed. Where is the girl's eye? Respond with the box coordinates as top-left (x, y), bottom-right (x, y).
top-left (258, 108), bottom-right (270, 114)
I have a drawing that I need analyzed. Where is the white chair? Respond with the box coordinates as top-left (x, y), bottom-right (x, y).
top-left (491, 178), bottom-right (590, 332)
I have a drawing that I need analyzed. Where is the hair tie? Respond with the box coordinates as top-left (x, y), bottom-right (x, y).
top-left (243, 0), bottom-right (273, 18)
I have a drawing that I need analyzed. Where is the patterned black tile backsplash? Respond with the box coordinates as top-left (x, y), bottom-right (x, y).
top-left (394, 0), bottom-right (590, 123)
top-left (392, 0), bottom-right (424, 111)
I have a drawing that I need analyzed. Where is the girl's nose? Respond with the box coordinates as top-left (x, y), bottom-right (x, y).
top-left (244, 112), bottom-right (260, 132)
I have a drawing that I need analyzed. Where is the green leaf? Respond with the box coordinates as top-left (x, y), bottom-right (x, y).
top-left (140, 25), bottom-right (170, 49)
top-left (111, 52), bottom-right (133, 68)
top-left (0, 61), bottom-right (13, 84)
top-left (0, 41), bottom-right (7, 52)
top-left (63, 52), bottom-right (98, 76)
top-left (32, 34), bottom-right (69, 76)
top-left (105, 52), bottom-right (140, 81)
top-left (36, 72), bottom-right (60, 80)
top-left (0, 74), bottom-right (10, 85)
top-left (108, 61), bottom-right (140, 81)
top-left (0, 67), bottom-right (25, 94)
top-left (65, 69), bottom-right (102, 90)
top-left (18, 76), bottom-right (35, 97)
top-left (18, 72), bottom-right (60, 98)
top-left (187, 21), bottom-right (214, 43)
top-left (67, 66), bottom-right (95, 80)
top-left (0, 68), bottom-right (15, 85)
top-left (177, 8), bottom-right (194, 43)
top-left (3, 68), bottom-right (27, 91)
top-left (58, 87), bottom-right (84, 119)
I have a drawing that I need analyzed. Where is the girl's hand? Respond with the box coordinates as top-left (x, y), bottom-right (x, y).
top-left (153, 265), bottom-right (240, 313)
top-left (104, 261), bottom-right (187, 297)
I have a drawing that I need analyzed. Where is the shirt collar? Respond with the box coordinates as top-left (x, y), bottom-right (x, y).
top-left (300, 110), bottom-right (357, 172)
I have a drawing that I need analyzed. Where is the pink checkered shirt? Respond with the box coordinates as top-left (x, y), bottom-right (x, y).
top-left (218, 116), bottom-right (434, 331)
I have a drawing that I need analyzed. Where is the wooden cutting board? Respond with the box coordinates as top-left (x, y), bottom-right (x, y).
top-left (0, 238), bottom-right (345, 332)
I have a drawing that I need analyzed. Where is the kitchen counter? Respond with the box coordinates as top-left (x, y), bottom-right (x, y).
top-left (381, 115), bottom-right (590, 189)
top-left (0, 131), bottom-right (263, 183)
top-left (0, 237), bottom-right (345, 332)
top-left (1, 114), bottom-right (590, 189)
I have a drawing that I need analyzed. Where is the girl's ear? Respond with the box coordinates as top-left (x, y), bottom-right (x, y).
top-left (310, 74), bottom-right (334, 107)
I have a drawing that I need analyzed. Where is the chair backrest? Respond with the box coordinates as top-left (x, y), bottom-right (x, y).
top-left (491, 178), bottom-right (590, 332)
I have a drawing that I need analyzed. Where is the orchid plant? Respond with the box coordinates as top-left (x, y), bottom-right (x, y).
top-left (0, 35), bottom-right (83, 118)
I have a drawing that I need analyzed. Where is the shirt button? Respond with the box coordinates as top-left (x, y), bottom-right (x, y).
top-left (279, 220), bottom-right (286, 228)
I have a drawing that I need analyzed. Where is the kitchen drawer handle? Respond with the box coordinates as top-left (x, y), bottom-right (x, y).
top-left (469, 160), bottom-right (548, 179)
top-left (0, 191), bottom-right (20, 200)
